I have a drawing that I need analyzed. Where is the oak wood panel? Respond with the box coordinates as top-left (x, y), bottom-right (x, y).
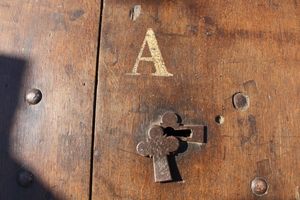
top-left (0, 1), bottom-right (100, 199)
top-left (93, 0), bottom-right (300, 199)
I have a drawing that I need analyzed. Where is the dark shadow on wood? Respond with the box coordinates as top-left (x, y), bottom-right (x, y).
top-left (167, 154), bottom-right (183, 182)
top-left (0, 55), bottom-right (57, 199)
top-left (166, 138), bottom-right (188, 182)
top-left (164, 125), bottom-right (207, 183)
top-left (204, 126), bottom-right (208, 143)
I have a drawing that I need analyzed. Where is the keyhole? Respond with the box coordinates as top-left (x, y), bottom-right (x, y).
top-left (164, 127), bottom-right (191, 138)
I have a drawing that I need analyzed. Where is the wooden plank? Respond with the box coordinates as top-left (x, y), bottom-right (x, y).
top-left (0, 1), bottom-right (100, 199)
top-left (93, 0), bottom-right (300, 199)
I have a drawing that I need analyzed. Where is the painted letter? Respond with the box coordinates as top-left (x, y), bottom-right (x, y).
top-left (127, 28), bottom-right (173, 76)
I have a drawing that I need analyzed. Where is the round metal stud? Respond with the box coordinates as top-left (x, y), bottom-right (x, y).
top-left (251, 177), bottom-right (268, 196)
top-left (233, 92), bottom-right (250, 111)
top-left (215, 115), bottom-right (224, 124)
top-left (25, 88), bottom-right (42, 105)
top-left (45, 192), bottom-right (52, 200)
top-left (17, 170), bottom-right (34, 188)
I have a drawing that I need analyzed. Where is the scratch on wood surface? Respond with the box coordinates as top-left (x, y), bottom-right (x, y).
top-left (295, 186), bottom-right (300, 200)
top-left (223, 146), bottom-right (226, 160)
top-left (294, 0), bottom-right (298, 9)
top-left (103, 61), bottom-right (119, 89)
top-left (241, 115), bottom-right (258, 145)
top-left (256, 159), bottom-right (272, 176)
top-left (243, 80), bottom-right (258, 93)
top-left (130, 5), bottom-right (141, 21)
top-left (270, 0), bottom-right (279, 6)
top-left (117, 147), bottom-right (137, 156)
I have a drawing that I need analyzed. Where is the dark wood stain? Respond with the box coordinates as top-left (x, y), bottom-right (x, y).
top-left (67, 9), bottom-right (85, 21)
top-left (256, 159), bottom-right (272, 176)
top-left (50, 13), bottom-right (68, 31)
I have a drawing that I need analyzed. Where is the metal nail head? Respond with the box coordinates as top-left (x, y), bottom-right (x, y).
top-left (17, 170), bottom-right (34, 188)
top-left (25, 88), bottom-right (42, 105)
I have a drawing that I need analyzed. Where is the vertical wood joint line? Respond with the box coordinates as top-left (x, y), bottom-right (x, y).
top-left (89, 1), bottom-right (104, 200)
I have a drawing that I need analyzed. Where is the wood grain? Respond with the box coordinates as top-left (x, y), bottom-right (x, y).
top-left (93, 0), bottom-right (300, 199)
top-left (0, 1), bottom-right (100, 199)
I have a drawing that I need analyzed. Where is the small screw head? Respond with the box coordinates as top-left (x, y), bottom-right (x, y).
top-left (251, 177), bottom-right (268, 196)
top-left (25, 88), bottom-right (42, 105)
top-left (17, 170), bottom-right (34, 188)
top-left (206, 31), bottom-right (212, 36)
top-left (215, 115), bottom-right (224, 124)
top-left (45, 192), bottom-right (52, 200)
top-left (233, 92), bottom-right (250, 111)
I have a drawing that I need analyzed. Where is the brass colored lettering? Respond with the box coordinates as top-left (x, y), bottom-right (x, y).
top-left (127, 28), bottom-right (173, 76)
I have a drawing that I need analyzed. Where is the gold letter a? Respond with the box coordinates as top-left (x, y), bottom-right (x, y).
top-left (127, 28), bottom-right (173, 76)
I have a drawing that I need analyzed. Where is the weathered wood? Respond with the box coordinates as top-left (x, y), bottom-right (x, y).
top-left (0, 1), bottom-right (100, 199)
top-left (93, 0), bottom-right (300, 199)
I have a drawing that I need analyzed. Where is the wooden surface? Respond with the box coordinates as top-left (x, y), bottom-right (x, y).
top-left (0, 1), bottom-right (100, 199)
top-left (1, 0), bottom-right (300, 199)
top-left (93, 0), bottom-right (300, 199)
